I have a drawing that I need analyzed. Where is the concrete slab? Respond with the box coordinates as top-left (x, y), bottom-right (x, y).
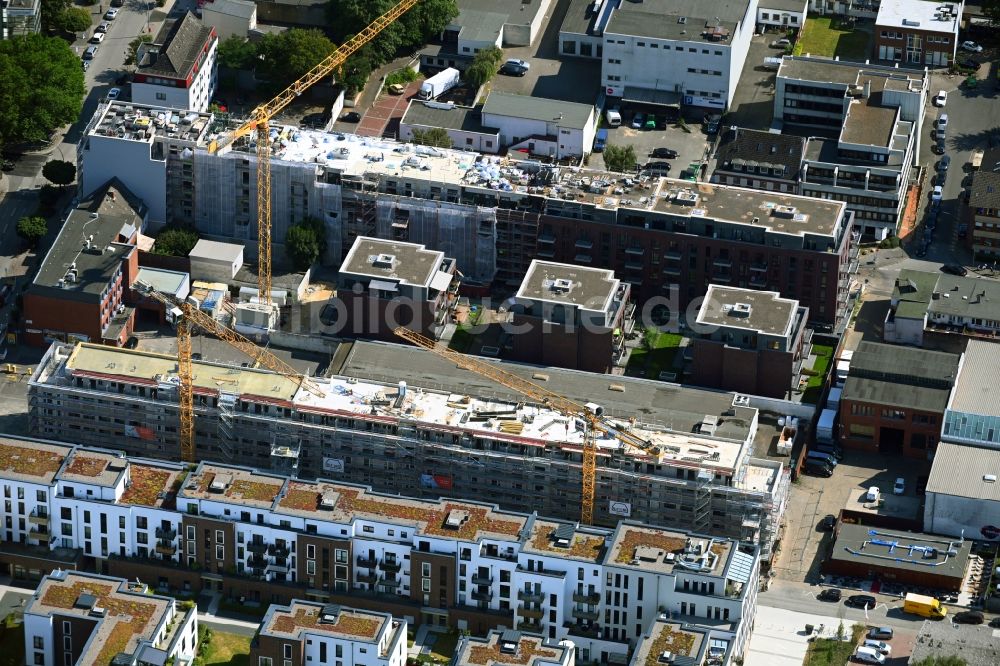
top-left (846, 487), bottom-right (922, 520)
top-left (745, 605), bottom-right (852, 666)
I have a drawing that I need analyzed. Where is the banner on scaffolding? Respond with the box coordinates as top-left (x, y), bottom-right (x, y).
top-left (124, 425), bottom-right (156, 441)
top-left (322, 458), bottom-right (345, 473)
top-left (609, 501), bottom-right (632, 518)
top-left (419, 474), bottom-right (453, 490)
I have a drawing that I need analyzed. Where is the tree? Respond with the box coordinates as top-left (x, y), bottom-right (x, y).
top-left (217, 36), bottom-right (258, 70)
top-left (285, 216), bottom-right (327, 271)
top-left (0, 35), bottom-right (85, 147)
top-left (640, 327), bottom-right (658, 352)
top-left (602, 144), bottom-right (637, 173)
top-left (152, 227), bottom-right (199, 257)
top-left (16, 216), bottom-right (47, 247)
top-left (327, 0), bottom-right (458, 69)
top-left (983, 0), bottom-right (1000, 26)
top-left (42, 160), bottom-right (75, 188)
top-left (124, 34), bottom-right (153, 67)
top-left (258, 29), bottom-right (336, 85)
top-left (411, 127), bottom-right (452, 148)
top-left (52, 7), bottom-right (92, 34)
top-left (339, 47), bottom-right (374, 95)
top-left (912, 657), bottom-right (968, 666)
top-left (40, 0), bottom-right (71, 31)
top-left (464, 46), bottom-right (504, 88)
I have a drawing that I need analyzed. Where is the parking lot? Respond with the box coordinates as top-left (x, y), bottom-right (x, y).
top-left (590, 115), bottom-right (714, 176)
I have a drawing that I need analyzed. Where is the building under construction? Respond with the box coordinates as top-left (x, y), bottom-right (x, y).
top-left (28, 339), bottom-right (789, 559)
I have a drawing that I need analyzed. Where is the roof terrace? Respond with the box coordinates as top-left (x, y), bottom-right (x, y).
top-left (182, 464), bottom-right (286, 509)
top-left (454, 630), bottom-right (571, 666)
top-left (522, 520), bottom-right (606, 563)
top-left (0, 437), bottom-right (70, 484)
top-left (262, 601), bottom-right (391, 643)
top-left (607, 525), bottom-right (731, 576)
top-left (59, 449), bottom-right (128, 487)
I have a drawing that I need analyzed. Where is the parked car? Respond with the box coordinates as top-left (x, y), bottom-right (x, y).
top-left (933, 90), bottom-right (947, 107)
top-left (340, 111), bottom-right (361, 123)
top-left (644, 114), bottom-right (657, 130)
top-left (939, 155), bottom-right (951, 171)
top-left (817, 588), bottom-right (841, 602)
top-left (893, 477), bottom-right (905, 495)
top-left (643, 161), bottom-right (672, 173)
top-left (988, 616), bottom-right (1000, 628)
top-left (504, 58), bottom-right (529, 70)
top-left (821, 514), bottom-right (836, 531)
top-left (959, 57), bottom-right (981, 69)
top-left (933, 140), bottom-right (946, 155)
top-left (937, 114), bottom-right (948, 131)
top-left (865, 486), bottom-right (881, 502)
top-left (771, 38), bottom-right (791, 48)
top-left (868, 627), bottom-right (893, 640)
top-left (863, 640), bottom-right (891, 656)
top-left (847, 594), bottom-right (877, 609)
top-left (104, 7), bottom-right (119, 19)
top-left (942, 263), bottom-right (968, 276)
top-left (704, 114), bottom-right (722, 134)
top-left (953, 610), bottom-right (984, 624)
top-left (854, 647), bottom-right (886, 665)
top-left (803, 460), bottom-right (833, 477)
top-left (96, 21), bottom-right (111, 33)
top-left (106, 87), bottom-right (120, 100)
top-left (82, 45), bottom-right (98, 60)
top-left (387, 83), bottom-right (406, 95)
top-left (961, 41), bottom-right (984, 52)
top-left (90, 31), bottom-right (105, 44)
top-left (651, 147), bottom-right (679, 159)
top-left (631, 113), bottom-right (645, 129)
top-left (499, 62), bottom-right (528, 76)
top-left (932, 185), bottom-right (943, 202)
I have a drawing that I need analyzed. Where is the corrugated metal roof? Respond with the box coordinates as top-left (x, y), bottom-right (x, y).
top-left (726, 550), bottom-right (755, 584)
top-left (927, 441), bottom-right (1000, 501)
top-left (950, 340), bottom-right (1000, 417)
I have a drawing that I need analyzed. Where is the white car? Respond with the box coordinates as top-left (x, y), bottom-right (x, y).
top-left (504, 58), bottom-right (530, 71)
top-left (961, 41), bottom-right (983, 53)
top-left (96, 21), bottom-right (110, 33)
top-left (893, 477), bottom-right (905, 495)
top-left (104, 7), bottom-right (119, 19)
top-left (863, 640), bottom-right (892, 656)
top-left (933, 90), bottom-right (947, 107)
top-left (932, 185), bottom-right (943, 202)
top-left (866, 486), bottom-right (881, 502)
top-left (90, 31), bottom-right (105, 44)
top-left (107, 87), bottom-right (121, 100)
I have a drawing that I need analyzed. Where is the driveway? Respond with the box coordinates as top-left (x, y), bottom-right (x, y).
top-left (355, 80), bottom-right (422, 138)
top-left (590, 121), bottom-right (711, 178)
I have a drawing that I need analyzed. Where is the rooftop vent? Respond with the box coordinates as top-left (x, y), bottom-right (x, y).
top-left (732, 394), bottom-right (750, 407)
top-left (444, 509), bottom-right (470, 530)
top-left (672, 189), bottom-right (699, 206)
top-left (319, 604), bottom-right (341, 624)
top-left (550, 278), bottom-right (573, 293)
top-left (209, 473), bottom-right (233, 493)
top-left (74, 593), bottom-right (98, 611)
top-left (677, 17), bottom-right (687, 24)
top-left (772, 205), bottom-right (798, 219)
top-left (985, 474), bottom-right (998, 483)
top-left (730, 302), bottom-right (752, 317)
top-left (320, 492), bottom-right (337, 509)
top-left (89, 607), bottom-right (107, 618)
top-left (371, 253), bottom-right (396, 269)
top-left (659, 651), bottom-right (676, 664)
top-left (699, 415), bottom-right (718, 436)
top-left (499, 630), bottom-right (521, 655)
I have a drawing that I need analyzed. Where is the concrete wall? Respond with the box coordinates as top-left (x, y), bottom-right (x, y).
top-left (925, 491), bottom-right (1000, 540)
top-left (201, 3), bottom-right (256, 41)
top-left (398, 121), bottom-right (500, 154)
top-left (79, 133), bottom-right (168, 224)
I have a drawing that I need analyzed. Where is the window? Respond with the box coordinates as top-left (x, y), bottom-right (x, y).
top-left (216, 544), bottom-right (224, 560)
top-left (62, 621), bottom-right (71, 635)
top-left (155, 92), bottom-right (167, 101)
top-left (307, 544), bottom-right (315, 559)
top-left (307, 560), bottom-right (316, 575)
top-left (186, 525), bottom-right (195, 540)
top-left (33, 637), bottom-right (43, 650)
top-left (363, 525), bottom-right (374, 533)
top-left (283, 645), bottom-right (292, 659)
top-left (215, 530), bottom-right (224, 544)
top-left (259, 659), bottom-right (273, 666)
top-left (422, 562), bottom-right (431, 577)
top-left (335, 549), bottom-right (347, 563)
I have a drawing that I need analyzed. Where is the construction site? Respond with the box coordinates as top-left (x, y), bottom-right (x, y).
top-left (28, 337), bottom-right (789, 560)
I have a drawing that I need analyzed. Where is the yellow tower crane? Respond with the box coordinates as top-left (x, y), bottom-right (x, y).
top-left (207, 0), bottom-right (422, 307)
top-left (135, 281), bottom-right (326, 462)
top-left (392, 327), bottom-right (662, 525)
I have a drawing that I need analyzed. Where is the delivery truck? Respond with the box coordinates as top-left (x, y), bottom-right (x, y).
top-left (417, 68), bottom-right (461, 100)
top-left (903, 593), bottom-right (947, 619)
top-left (816, 408), bottom-right (837, 445)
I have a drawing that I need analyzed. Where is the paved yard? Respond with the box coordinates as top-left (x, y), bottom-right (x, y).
top-left (746, 605), bottom-right (853, 666)
top-left (356, 80), bottom-right (422, 138)
top-left (590, 120), bottom-right (712, 177)
top-left (795, 16), bottom-right (872, 62)
top-left (727, 34), bottom-right (780, 131)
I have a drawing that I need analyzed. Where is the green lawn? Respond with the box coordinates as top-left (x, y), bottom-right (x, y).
top-left (626, 331), bottom-right (683, 380)
top-left (804, 624), bottom-right (864, 666)
top-left (795, 16), bottom-right (871, 61)
top-left (802, 344), bottom-right (834, 404)
top-left (0, 616), bottom-right (25, 666)
top-left (199, 629), bottom-right (251, 666)
top-left (429, 629), bottom-right (460, 661)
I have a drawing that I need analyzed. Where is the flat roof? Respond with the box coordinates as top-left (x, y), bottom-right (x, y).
top-left (607, 0), bottom-right (750, 42)
top-left (182, 464), bottom-right (288, 510)
top-left (202, 0), bottom-right (255, 19)
top-left (631, 620), bottom-right (708, 666)
top-left (654, 181), bottom-right (847, 238)
top-left (135, 267), bottom-right (188, 297)
top-left (90, 101), bottom-right (212, 145)
top-left (697, 286), bottom-right (798, 337)
top-left (842, 341), bottom-right (959, 412)
top-left (876, 0), bottom-right (961, 33)
top-left (454, 7), bottom-right (506, 43)
top-left (33, 181), bottom-right (142, 300)
top-left (59, 449), bottom-right (127, 487)
top-left (0, 437), bottom-right (71, 485)
top-left (841, 97), bottom-right (899, 148)
top-left (927, 273), bottom-right (1000, 322)
top-left (28, 572), bottom-right (171, 666)
top-left (454, 630), bottom-right (571, 666)
top-left (515, 260), bottom-right (619, 311)
top-left (949, 340), bottom-right (1000, 417)
top-left (340, 236), bottom-right (446, 287)
top-left (607, 524), bottom-right (732, 576)
top-left (927, 441), bottom-right (1000, 501)
top-left (261, 601), bottom-right (392, 643)
top-left (189, 238), bottom-right (243, 263)
top-left (829, 523), bottom-right (971, 581)
top-left (401, 102), bottom-right (496, 134)
top-left (778, 56), bottom-right (926, 87)
top-left (560, 0), bottom-right (599, 35)
top-left (482, 92), bottom-right (594, 131)
top-left (891, 268), bottom-right (939, 320)
top-left (759, 0), bottom-right (808, 10)
top-left (522, 520), bottom-right (607, 563)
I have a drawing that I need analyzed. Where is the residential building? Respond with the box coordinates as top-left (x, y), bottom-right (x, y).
top-left (509, 260), bottom-right (634, 373)
top-left (22, 571), bottom-right (198, 666)
top-left (823, 523), bottom-right (971, 589)
top-left (28, 340), bottom-right (790, 557)
top-left (480, 93), bottom-right (597, 160)
top-left (776, 57), bottom-right (928, 239)
top-left (251, 602), bottom-right (407, 666)
top-left (942, 339), bottom-right (1000, 447)
top-left (133, 12), bottom-right (218, 112)
top-left (334, 236), bottom-right (459, 341)
top-left (77, 102), bottom-right (855, 326)
top-left (420, 0), bottom-right (551, 71)
top-left (690, 285), bottom-right (809, 399)
top-left (22, 181), bottom-right (144, 347)
top-left (399, 102), bottom-right (500, 154)
top-left (839, 341), bottom-right (959, 458)
top-left (602, 0), bottom-right (758, 110)
top-left (874, 0), bottom-right (961, 66)
top-left (0, 0), bottom-right (40, 39)
top-left (710, 127), bottom-right (805, 193)
top-left (884, 268), bottom-right (1000, 350)
top-left (630, 618), bottom-right (733, 666)
top-left (969, 168), bottom-right (1000, 259)
top-left (0, 435), bottom-right (760, 664)
top-left (454, 630), bottom-right (575, 666)
top-left (925, 441), bottom-right (1000, 540)
top-left (756, 0), bottom-right (808, 29)
top-left (199, 0), bottom-right (256, 41)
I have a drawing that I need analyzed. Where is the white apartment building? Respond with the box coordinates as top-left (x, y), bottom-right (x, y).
top-left (0, 436), bottom-right (759, 666)
top-left (602, 0), bottom-right (758, 110)
top-left (133, 12), bottom-right (218, 112)
top-left (23, 570), bottom-right (198, 666)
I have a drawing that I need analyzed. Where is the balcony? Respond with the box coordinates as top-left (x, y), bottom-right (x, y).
top-left (267, 559), bottom-right (290, 574)
top-left (246, 541), bottom-right (268, 554)
top-left (247, 553), bottom-right (268, 568)
top-left (517, 589), bottom-right (544, 603)
top-left (28, 510), bottom-right (49, 526)
top-left (471, 573), bottom-right (493, 586)
top-left (625, 246), bottom-right (644, 256)
top-left (624, 260), bottom-right (644, 271)
top-left (519, 605), bottom-right (544, 620)
top-left (471, 588), bottom-right (493, 602)
top-left (28, 526), bottom-right (49, 540)
top-left (155, 527), bottom-right (177, 540)
top-left (572, 607), bottom-right (600, 621)
top-left (572, 591), bottom-right (601, 604)
top-left (268, 544), bottom-right (290, 559)
top-left (575, 238), bottom-right (594, 249)
top-left (357, 554), bottom-right (377, 568)
top-left (155, 540), bottom-right (177, 556)
top-left (713, 257), bottom-right (732, 268)
top-left (749, 274), bottom-right (767, 288)
top-left (357, 571), bottom-right (378, 585)
top-left (538, 234), bottom-right (556, 244)
top-left (564, 622), bottom-right (602, 639)
top-left (378, 575), bottom-right (401, 589)
top-left (517, 620), bottom-right (542, 632)
top-left (380, 559), bottom-right (402, 573)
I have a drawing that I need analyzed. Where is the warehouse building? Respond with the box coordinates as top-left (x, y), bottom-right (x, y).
top-left (925, 441), bottom-right (1000, 540)
top-left (0, 435), bottom-right (760, 664)
top-left (28, 340), bottom-right (789, 559)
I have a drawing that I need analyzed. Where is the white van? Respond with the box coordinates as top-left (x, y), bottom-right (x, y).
top-left (865, 486), bottom-right (881, 503)
top-left (605, 108), bottom-right (622, 127)
top-left (854, 646), bottom-right (886, 664)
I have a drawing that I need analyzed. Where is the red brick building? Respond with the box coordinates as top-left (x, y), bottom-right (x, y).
top-left (23, 181), bottom-right (145, 347)
top-left (874, 0), bottom-right (960, 66)
top-left (839, 341), bottom-right (959, 459)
